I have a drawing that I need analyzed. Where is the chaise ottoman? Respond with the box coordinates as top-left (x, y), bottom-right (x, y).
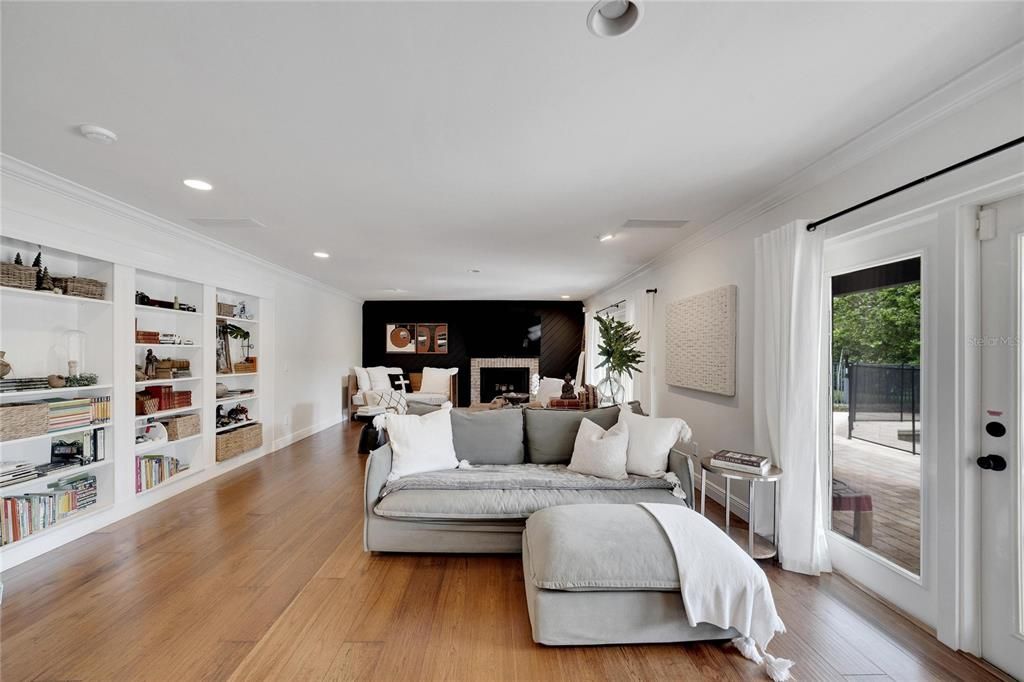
top-left (522, 504), bottom-right (739, 645)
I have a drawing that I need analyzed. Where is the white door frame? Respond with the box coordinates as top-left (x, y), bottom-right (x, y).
top-left (819, 172), bottom-right (1024, 651)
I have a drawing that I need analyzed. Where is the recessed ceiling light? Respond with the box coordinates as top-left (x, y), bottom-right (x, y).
top-left (78, 124), bottom-right (118, 145)
top-left (560, 295), bottom-right (571, 299)
top-left (183, 178), bottom-right (213, 191)
top-left (468, 268), bottom-right (481, 273)
top-left (598, 233), bottom-right (615, 242)
top-left (587, 0), bottom-right (643, 38)
top-left (313, 251), bottom-right (330, 259)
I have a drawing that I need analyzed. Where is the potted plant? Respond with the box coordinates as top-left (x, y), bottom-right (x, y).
top-left (595, 315), bottom-right (644, 405)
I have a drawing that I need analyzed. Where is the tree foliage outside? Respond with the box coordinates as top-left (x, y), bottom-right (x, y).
top-left (832, 282), bottom-right (921, 366)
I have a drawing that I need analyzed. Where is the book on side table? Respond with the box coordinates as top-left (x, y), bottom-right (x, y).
top-left (710, 450), bottom-right (770, 475)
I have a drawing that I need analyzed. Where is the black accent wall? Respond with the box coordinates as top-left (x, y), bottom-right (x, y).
top-left (362, 301), bottom-right (584, 407)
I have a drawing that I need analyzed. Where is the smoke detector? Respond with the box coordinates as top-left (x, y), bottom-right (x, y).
top-left (78, 124), bottom-right (118, 145)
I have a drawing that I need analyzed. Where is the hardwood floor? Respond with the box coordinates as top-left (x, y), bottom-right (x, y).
top-left (0, 422), bottom-right (1003, 681)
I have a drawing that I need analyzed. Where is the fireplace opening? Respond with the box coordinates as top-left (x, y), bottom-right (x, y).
top-left (479, 367), bottom-right (530, 403)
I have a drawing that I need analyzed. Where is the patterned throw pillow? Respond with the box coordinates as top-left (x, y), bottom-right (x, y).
top-left (388, 372), bottom-right (411, 393)
top-left (377, 388), bottom-right (408, 414)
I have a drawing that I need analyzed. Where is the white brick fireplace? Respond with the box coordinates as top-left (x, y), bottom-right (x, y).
top-left (470, 357), bottom-right (540, 405)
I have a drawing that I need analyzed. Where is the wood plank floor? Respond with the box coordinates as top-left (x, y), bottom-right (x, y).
top-left (0, 421), bottom-right (1002, 681)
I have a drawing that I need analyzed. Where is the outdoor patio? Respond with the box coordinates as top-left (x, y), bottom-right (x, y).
top-left (832, 411), bottom-right (921, 574)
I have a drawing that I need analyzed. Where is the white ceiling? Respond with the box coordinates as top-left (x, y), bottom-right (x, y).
top-left (3, 2), bottom-right (1022, 300)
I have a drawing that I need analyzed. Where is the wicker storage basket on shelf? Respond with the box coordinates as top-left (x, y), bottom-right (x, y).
top-left (233, 359), bottom-right (258, 374)
top-left (0, 402), bottom-right (49, 442)
top-left (0, 264), bottom-right (38, 290)
top-left (162, 413), bottom-right (200, 441)
top-left (216, 423), bottom-right (262, 462)
top-left (135, 394), bottom-right (159, 416)
top-left (217, 302), bottom-right (236, 317)
top-left (52, 276), bottom-right (106, 300)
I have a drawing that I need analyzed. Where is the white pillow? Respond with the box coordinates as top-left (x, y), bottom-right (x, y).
top-left (568, 418), bottom-right (629, 480)
top-left (617, 407), bottom-right (691, 477)
top-left (383, 403), bottom-right (459, 478)
top-left (368, 366), bottom-right (402, 391)
top-left (375, 388), bottom-right (408, 414)
top-left (420, 367), bottom-right (457, 395)
top-left (536, 377), bottom-right (565, 406)
top-left (353, 367), bottom-right (371, 392)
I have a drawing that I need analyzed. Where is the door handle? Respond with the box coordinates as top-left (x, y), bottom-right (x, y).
top-left (977, 454), bottom-right (1007, 471)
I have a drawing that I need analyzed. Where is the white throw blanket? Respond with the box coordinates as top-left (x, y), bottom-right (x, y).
top-left (639, 503), bottom-right (794, 681)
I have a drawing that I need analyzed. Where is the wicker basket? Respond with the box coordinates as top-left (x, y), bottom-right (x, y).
top-left (0, 264), bottom-right (38, 290)
top-left (135, 394), bottom-right (159, 416)
top-left (163, 414), bottom-right (200, 441)
top-left (217, 302), bottom-right (236, 317)
top-left (233, 358), bottom-right (258, 374)
top-left (52, 276), bottom-right (106, 300)
top-left (216, 423), bottom-right (262, 462)
top-left (0, 402), bottom-right (49, 442)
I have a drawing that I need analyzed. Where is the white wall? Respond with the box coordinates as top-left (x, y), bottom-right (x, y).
top-left (0, 155), bottom-right (362, 568)
top-left (587, 78), bottom-right (1024, 515)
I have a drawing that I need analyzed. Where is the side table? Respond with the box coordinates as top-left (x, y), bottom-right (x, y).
top-left (354, 409), bottom-right (384, 455)
top-left (699, 456), bottom-right (782, 560)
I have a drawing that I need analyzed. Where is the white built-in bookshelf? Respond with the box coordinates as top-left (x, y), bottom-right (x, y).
top-left (0, 238), bottom-right (116, 554)
top-left (213, 288), bottom-right (263, 462)
top-left (0, 238), bottom-right (269, 568)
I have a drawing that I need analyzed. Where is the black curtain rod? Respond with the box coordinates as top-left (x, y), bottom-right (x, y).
top-left (596, 299), bottom-right (627, 315)
top-left (806, 135), bottom-right (1024, 232)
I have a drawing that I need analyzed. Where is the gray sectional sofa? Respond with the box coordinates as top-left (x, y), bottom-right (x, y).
top-left (363, 404), bottom-right (695, 553)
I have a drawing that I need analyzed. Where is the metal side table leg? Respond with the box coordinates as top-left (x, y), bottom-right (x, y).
top-left (749, 480), bottom-right (755, 556)
top-left (725, 478), bottom-right (731, 533)
top-left (701, 469), bottom-right (707, 516)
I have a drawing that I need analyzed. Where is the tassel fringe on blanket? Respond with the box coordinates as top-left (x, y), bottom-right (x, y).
top-left (729, 636), bottom-right (795, 681)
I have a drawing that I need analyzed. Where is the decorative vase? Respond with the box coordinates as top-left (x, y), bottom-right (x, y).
top-left (0, 351), bottom-right (10, 379)
top-left (64, 330), bottom-right (86, 376)
top-left (216, 382), bottom-right (228, 398)
top-left (596, 371), bottom-right (626, 406)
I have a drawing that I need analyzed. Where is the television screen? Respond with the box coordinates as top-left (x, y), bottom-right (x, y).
top-left (467, 308), bottom-right (542, 357)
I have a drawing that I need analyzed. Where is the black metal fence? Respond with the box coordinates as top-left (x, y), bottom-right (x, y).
top-left (847, 362), bottom-right (920, 455)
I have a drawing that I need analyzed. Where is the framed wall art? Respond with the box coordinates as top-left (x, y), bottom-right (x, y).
top-left (416, 323), bottom-right (448, 354)
top-left (665, 284), bottom-right (736, 396)
top-left (385, 323), bottom-right (417, 354)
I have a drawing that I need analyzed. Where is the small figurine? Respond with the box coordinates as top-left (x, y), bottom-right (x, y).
top-left (560, 373), bottom-right (576, 400)
top-left (216, 405), bottom-right (230, 428)
top-left (144, 349), bottom-right (157, 378)
top-left (48, 374), bottom-right (66, 388)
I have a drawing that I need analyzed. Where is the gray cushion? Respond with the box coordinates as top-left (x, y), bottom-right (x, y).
top-left (374, 488), bottom-right (682, 521)
top-left (451, 408), bottom-right (525, 464)
top-left (524, 404), bottom-right (639, 464)
top-left (523, 504), bottom-right (679, 591)
top-left (406, 402), bottom-right (442, 416)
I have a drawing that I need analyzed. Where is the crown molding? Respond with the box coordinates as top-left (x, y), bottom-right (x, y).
top-left (0, 154), bottom-right (363, 304)
top-left (588, 40), bottom-right (1024, 301)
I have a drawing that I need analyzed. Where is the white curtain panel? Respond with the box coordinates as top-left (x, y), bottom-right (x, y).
top-left (634, 288), bottom-right (656, 414)
top-left (753, 220), bottom-right (832, 576)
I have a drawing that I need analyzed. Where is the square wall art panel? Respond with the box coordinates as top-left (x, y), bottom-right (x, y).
top-left (665, 285), bottom-right (736, 396)
top-left (386, 323), bottom-right (417, 353)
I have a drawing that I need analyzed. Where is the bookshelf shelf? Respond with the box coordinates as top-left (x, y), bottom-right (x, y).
top-left (218, 372), bottom-right (259, 377)
top-left (0, 286), bottom-right (112, 306)
top-left (135, 465), bottom-right (206, 496)
top-left (0, 422), bottom-right (111, 448)
top-left (216, 394), bottom-right (258, 404)
top-left (134, 405), bottom-right (200, 422)
top-left (0, 459), bottom-right (112, 495)
top-left (135, 377), bottom-right (201, 387)
top-left (134, 343), bottom-right (202, 350)
top-left (0, 384), bottom-right (114, 400)
top-left (216, 315), bottom-right (259, 325)
top-left (134, 433), bottom-right (203, 455)
top-left (134, 304), bottom-right (202, 317)
top-left (0, 502), bottom-right (114, 551)
top-left (215, 420), bottom-right (260, 434)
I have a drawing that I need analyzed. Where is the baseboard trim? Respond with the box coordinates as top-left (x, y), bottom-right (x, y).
top-left (272, 414), bottom-right (347, 451)
top-left (697, 479), bottom-right (750, 522)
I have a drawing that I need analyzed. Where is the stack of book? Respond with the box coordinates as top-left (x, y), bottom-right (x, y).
top-left (710, 450), bottom-right (770, 475)
top-left (0, 377), bottom-right (51, 393)
top-left (136, 329), bottom-right (161, 344)
top-left (90, 396), bottom-right (111, 423)
top-left (144, 386), bottom-right (192, 411)
top-left (43, 398), bottom-right (93, 432)
top-left (0, 473), bottom-right (98, 545)
top-left (135, 455), bottom-right (186, 492)
top-left (1, 461), bottom-right (38, 488)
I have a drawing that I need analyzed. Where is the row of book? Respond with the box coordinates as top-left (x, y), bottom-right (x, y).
top-left (41, 397), bottom-right (111, 432)
top-left (144, 386), bottom-right (192, 411)
top-left (135, 455), bottom-right (187, 492)
top-left (0, 473), bottom-right (98, 545)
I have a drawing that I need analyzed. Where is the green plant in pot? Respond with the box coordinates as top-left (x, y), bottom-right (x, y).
top-left (595, 315), bottom-right (644, 405)
top-left (224, 323), bottom-right (254, 360)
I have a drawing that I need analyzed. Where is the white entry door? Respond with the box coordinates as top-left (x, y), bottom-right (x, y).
top-left (979, 193), bottom-right (1024, 679)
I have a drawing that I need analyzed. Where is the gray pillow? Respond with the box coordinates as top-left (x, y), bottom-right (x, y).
top-left (525, 405), bottom-right (622, 464)
top-left (451, 408), bottom-right (525, 464)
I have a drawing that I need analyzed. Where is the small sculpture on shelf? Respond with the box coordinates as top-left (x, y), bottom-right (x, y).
top-left (13, 253), bottom-right (22, 266)
top-left (144, 349), bottom-right (157, 378)
top-left (237, 300), bottom-right (252, 320)
top-left (227, 404), bottom-right (252, 424)
top-left (0, 351), bottom-right (11, 379)
top-left (136, 366), bottom-right (148, 382)
top-left (47, 374), bottom-right (66, 388)
top-left (560, 373), bottom-right (576, 400)
top-left (32, 251), bottom-right (43, 289)
top-left (38, 266), bottom-right (55, 292)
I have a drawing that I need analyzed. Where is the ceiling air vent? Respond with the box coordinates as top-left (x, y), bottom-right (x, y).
top-left (190, 217), bottom-right (268, 230)
top-left (621, 219), bottom-right (689, 229)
